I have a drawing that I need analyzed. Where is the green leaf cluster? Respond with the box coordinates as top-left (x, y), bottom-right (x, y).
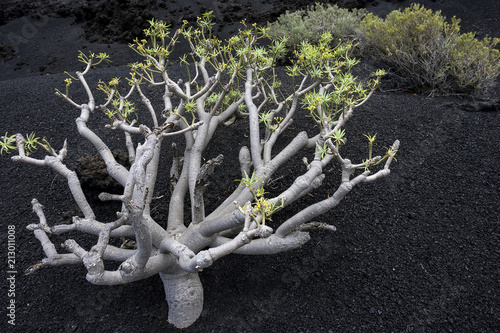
top-left (361, 4), bottom-right (500, 95)
top-left (97, 78), bottom-right (138, 123)
top-left (175, 13), bottom-right (288, 122)
top-left (127, 18), bottom-right (181, 83)
top-left (299, 64), bottom-right (385, 126)
top-left (240, 171), bottom-right (283, 225)
top-left (0, 133), bottom-right (16, 155)
top-left (180, 14), bottom-right (286, 75)
top-left (77, 50), bottom-right (111, 67)
top-left (266, 3), bottom-right (367, 47)
top-left (0, 132), bottom-right (54, 156)
top-left (259, 111), bottom-right (283, 132)
top-left (206, 90), bottom-right (242, 115)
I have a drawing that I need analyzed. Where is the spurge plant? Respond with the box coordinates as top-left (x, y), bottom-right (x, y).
top-left (1, 15), bottom-right (398, 328)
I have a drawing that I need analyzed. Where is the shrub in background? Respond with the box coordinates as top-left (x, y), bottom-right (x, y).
top-left (361, 4), bottom-right (500, 95)
top-left (267, 3), bottom-right (367, 47)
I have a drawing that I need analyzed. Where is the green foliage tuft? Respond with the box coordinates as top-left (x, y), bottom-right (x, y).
top-left (266, 3), bottom-right (367, 47)
top-left (361, 4), bottom-right (500, 95)
top-left (0, 132), bottom-right (54, 156)
top-left (0, 132), bottom-right (16, 155)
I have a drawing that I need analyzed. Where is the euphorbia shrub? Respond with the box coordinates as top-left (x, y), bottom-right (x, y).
top-left (1, 14), bottom-right (398, 328)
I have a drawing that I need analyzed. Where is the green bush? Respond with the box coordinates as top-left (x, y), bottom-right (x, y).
top-left (361, 4), bottom-right (500, 95)
top-left (267, 3), bottom-right (367, 47)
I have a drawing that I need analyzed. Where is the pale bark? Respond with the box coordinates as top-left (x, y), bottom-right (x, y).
top-left (7, 22), bottom-right (398, 329)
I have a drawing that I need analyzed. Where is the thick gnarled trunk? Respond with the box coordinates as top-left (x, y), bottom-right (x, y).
top-left (160, 270), bottom-right (204, 328)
